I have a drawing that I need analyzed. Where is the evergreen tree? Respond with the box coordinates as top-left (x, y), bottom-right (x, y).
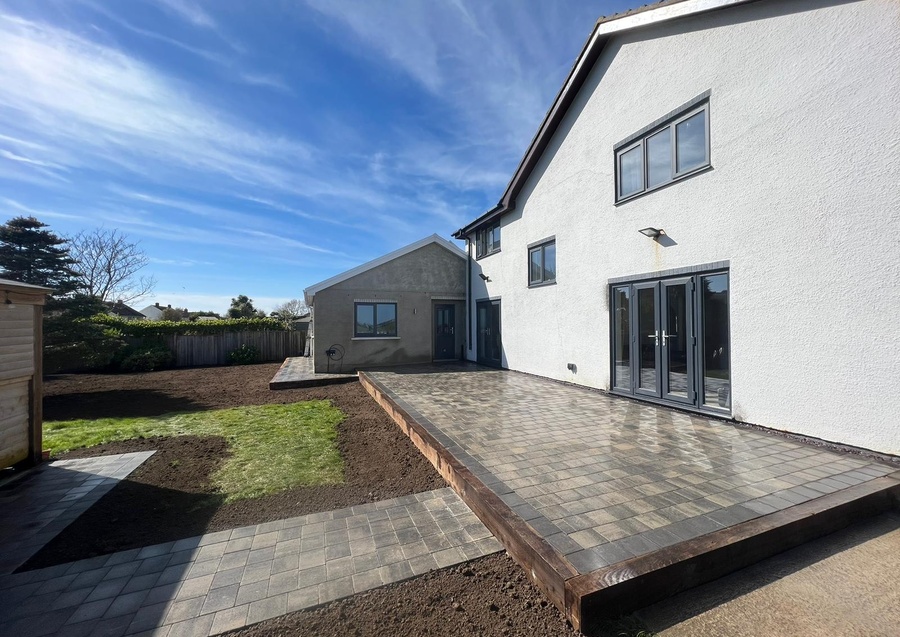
top-left (0, 216), bottom-right (79, 292)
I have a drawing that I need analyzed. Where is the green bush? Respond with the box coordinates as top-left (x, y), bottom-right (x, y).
top-left (118, 343), bottom-right (175, 372)
top-left (228, 344), bottom-right (259, 366)
top-left (91, 315), bottom-right (284, 336)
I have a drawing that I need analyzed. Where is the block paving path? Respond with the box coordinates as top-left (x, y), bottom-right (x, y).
top-left (0, 452), bottom-right (156, 575)
top-left (0, 486), bottom-right (501, 637)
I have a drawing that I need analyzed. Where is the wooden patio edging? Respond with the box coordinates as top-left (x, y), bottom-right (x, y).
top-left (359, 371), bottom-right (900, 632)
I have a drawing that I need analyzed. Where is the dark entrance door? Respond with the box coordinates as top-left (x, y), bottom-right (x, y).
top-left (476, 299), bottom-right (502, 366)
top-left (433, 304), bottom-right (456, 360)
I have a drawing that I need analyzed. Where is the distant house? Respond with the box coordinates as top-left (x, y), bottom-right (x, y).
top-left (452, 0), bottom-right (900, 455)
top-left (140, 303), bottom-right (188, 321)
top-left (303, 235), bottom-right (466, 373)
top-left (104, 301), bottom-right (145, 321)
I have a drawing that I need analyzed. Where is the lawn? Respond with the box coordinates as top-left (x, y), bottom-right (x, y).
top-left (44, 401), bottom-right (345, 501)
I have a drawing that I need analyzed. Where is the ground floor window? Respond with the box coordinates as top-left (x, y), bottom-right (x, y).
top-left (610, 269), bottom-right (730, 411)
top-left (354, 302), bottom-right (397, 337)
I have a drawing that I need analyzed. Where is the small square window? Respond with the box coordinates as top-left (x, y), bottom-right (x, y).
top-left (528, 239), bottom-right (556, 287)
top-left (354, 302), bottom-right (397, 337)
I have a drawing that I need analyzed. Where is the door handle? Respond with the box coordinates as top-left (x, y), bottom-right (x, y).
top-left (647, 331), bottom-right (659, 346)
top-left (450, 327), bottom-right (454, 335)
top-left (662, 331), bottom-right (677, 345)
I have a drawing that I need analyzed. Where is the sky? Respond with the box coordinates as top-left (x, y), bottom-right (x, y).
top-left (0, 0), bottom-right (640, 315)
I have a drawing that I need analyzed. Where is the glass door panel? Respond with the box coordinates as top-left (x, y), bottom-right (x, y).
top-left (661, 278), bottom-right (693, 403)
top-left (635, 283), bottom-right (660, 397)
top-left (612, 286), bottom-right (631, 390)
top-left (476, 300), bottom-right (502, 366)
top-left (701, 273), bottom-right (730, 409)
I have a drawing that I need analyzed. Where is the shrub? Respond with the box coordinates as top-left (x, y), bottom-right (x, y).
top-left (118, 343), bottom-right (175, 372)
top-left (92, 314), bottom-right (284, 336)
top-left (228, 344), bottom-right (258, 366)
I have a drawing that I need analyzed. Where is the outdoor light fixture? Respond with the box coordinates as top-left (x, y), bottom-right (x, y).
top-left (478, 273), bottom-right (491, 282)
top-left (638, 227), bottom-right (665, 239)
top-left (4, 292), bottom-right (14, 309)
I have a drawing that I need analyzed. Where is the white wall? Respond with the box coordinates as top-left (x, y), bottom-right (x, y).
top-left (466, 0), bottom-right (900, 454)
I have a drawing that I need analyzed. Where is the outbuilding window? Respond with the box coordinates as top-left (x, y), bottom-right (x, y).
top-left (354, 302), bottom-right (397, 337)
top-left (615, 101), bottom-right (710, 202)
top-left (475, 221), bottom-right (501, 258)
top-left (528, 238), bottom-right (556, 287)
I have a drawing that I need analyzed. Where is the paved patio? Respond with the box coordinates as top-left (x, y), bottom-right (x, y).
top-left (268, 356), bottom-right (357, 389)
top-left (0, 486), bottom-right (501, 637)
top-left (360, 363), bottom-right (900, 630)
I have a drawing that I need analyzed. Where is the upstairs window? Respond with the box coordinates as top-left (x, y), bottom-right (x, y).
top-left (354, 302), bottom-right (397, 337)
top-left (528, 238), bottom-right (556, 287)
top-left (475, 221), bottom-right (501, 258)
top-left (615, 101), bottom-right (710, 202)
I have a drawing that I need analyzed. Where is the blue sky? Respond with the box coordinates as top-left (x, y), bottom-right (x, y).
top-left (0, 0), bottom-right (638, 314)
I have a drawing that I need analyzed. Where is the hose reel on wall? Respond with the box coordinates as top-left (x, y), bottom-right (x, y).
top-left (324, 343), bottom-right (344, 373)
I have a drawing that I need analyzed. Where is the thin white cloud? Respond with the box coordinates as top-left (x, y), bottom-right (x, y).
top-left (155, 0), bottom-right (216, 29)
top-left (0, 14), bottom-right (311, 192)
top-left (238, 72), bottom-right (292, 93)
top-left (0, 197), bottom-right (83, 220)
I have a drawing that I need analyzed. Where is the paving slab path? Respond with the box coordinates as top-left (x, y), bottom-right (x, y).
top-left (0, 452), bottom-right (156, 575)
top-left (0, 486), bottom-right (501, 637)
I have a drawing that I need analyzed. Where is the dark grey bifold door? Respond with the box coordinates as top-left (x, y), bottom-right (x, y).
top-left (610, 270), bottom-right (729, 412)
top-left (434, 304), bottom-right (456, 360)
top-left (476, 299), bottom-right (501, 366)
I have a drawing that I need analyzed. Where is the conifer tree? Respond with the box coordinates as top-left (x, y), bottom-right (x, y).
top-left (0, 216), bottom-right (78, 293)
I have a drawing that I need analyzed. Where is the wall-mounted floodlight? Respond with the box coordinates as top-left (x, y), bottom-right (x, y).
top-left (478, 273), bottom-right (491, 282)
top-left (638, 227), bottom-right (665, 239)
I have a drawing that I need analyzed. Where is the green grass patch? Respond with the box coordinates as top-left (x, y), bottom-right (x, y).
top-left (44, 402), bottom-right (345, 502)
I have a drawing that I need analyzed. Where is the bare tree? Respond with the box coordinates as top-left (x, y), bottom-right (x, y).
top-left (69, 228), bottom-right (156, 303)
top-left (270, 298), bottom-right (309, 325)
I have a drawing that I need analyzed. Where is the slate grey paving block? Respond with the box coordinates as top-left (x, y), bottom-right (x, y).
top-left (351, 568), bottom-right (383, 593)
top-left (165, 596), bottom-right (205, 624)
top-left (85, 576), bottom-right (132, 603)
top-left (407, 554), bottom-right (439, 576)
top-left (51, 586), bottom-right (94, 611)
top-left (273, 539), bottom-right (301, 559)
top-left (566, 549), bottom-right (610, 574)
top-left (286, 585), bottom-right (319, 612)
top-left (317, 576), bottom-right (354, 604)
top-left (105, 590), bottom-right (151, 618)
top-left (246, 546), bottom-right (276, 566)
top-left (234, 580), bottom-right (268, 607)
top-left (297, 565), bottom-right (327, 588)
top-left (126, 601), bottom-right (170, 635)
top-left (375, 544), bottom-right (406, 566)
top-left (432, 546), bottom-right (465, 569)
top-left (198, 531), bottom-right (232, 547)
top-left (122, 573), bottom-right (163, 596)
top-left (229, 526), bottom-right (256, 540)
top-left (107, 562), bottom-right (142, 581)
top-left (199, 583), bottom-right (239, 616)
top-left (247, 593), bottom-right (287, 625)
top-left (93, 612), bottom-right (135, 637)
top-left (209, 604), bottom-right (249, 635)
top-left (217, 551), bottom-right (249, 572)
top-left (137, 543), bottom-right (175, 560)
top-left (299, 536), bottom-right (324, 551)
top-left (55, 619), bottom-right (102, 637)
top-left (144, 583), bottom-right (181, 607)
top-left (223, 537), bottom-right (252, 554)
top-left (66, 597), bottom-right (115, 624)
top-left (177, 575), bottom-right (215, 601)
top-left (324, 543), bottom-right (351, 561)
top-left (69, 566), bottom-right (113, 590)
top-left (157, 564), bottom-right (190, 587)
top-left (270, 554), bottom-right (299, 575)
top-left (166, 613), bottom-right (213, 637)
top-left (135, 556), bottom-right (172, 578)
top-left (167, 550), bottom-right (197, 568)
top-left (266, 571), bottom-right (298, 596)
top-left (325, 556), bottom-right (354, 580)
top-left (195, 544), bottom-right (227, 564)
top-left (299, 549), bottom-right (326, 569)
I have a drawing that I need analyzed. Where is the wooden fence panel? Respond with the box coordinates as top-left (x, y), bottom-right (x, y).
top-left (143, 330), bottom-right (306, 367)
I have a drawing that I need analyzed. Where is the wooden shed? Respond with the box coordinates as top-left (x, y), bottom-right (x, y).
top-left (0, 278), bottom-right (50, 469)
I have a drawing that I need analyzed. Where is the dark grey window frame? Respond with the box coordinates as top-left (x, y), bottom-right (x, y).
top-left (475, 221), bottom-right (501, 259)
top-left (614, 93), bottom-right (711, 204)
top-left (608, 265), bottom-right (731, 417)
top-left (353, 301), bottom-right (398, 338)
top-left (527, 236), bottom-right (556, 288)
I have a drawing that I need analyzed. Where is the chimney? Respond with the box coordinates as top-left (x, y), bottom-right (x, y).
top-left (155, 302), bottom-right (160, 308)
top-left (167, 304), bottom-right (172, 309)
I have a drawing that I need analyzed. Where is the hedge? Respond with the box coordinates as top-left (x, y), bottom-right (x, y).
top-left (92, 314), bottom-right (287, 336)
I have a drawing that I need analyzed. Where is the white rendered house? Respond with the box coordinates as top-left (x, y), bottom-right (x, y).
top-left (453, 0), bottom-right (900, 455)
